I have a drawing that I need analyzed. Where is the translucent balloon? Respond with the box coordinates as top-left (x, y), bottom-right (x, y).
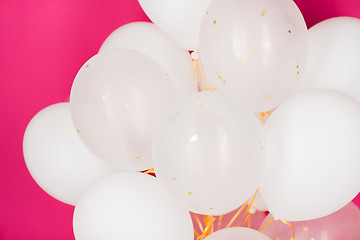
top-left (73, 172), bottom-right (194, 240)
top-left (204, 227), bottom-right (271, 240)
top-left (99, 22), bottom-right (197, 96)
top-left (199, 0), bottom-right (308, 112)
top-left (260, 89), bottom-right (360, 221)
top-left (261, 202), bottom-right (360, 240)
top-left (70, 49), bottom-right (180, 171)
top-left (138, 0), bottom-right (211, 50)
top-left (152, 92), bottom-right (266, 215)
top-left (295, 17), bottom-right (360, 103)
top-left (23, 103), bottom-right (114, 205)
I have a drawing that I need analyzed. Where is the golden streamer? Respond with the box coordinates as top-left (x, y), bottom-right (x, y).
top-left (193, 213), bottom-right (205, 233)
top-left (238, 189), bottom-right (258, 226)
top-left (197, 216), bottom-right (216, 240)
top-left (247, 214), bottom-right (251, 228)
top-left (143, 168), bottom-right (154, 174)
top-left (259, 217), bottom-right (295, 240)
top-left (192, 57), bottom-right (217, 91)
top-left (260, 111), bottom-right (272, 127)
top-left (225, 200), bottom-right (249, 228)
top-left (217, 215), bottom-right (223, 230)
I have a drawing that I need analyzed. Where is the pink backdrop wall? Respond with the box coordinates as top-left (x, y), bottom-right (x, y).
top-left (1, 0), bottom-right (360, 239)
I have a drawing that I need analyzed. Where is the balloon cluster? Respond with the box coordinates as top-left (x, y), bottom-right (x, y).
top-left (23, 0), bottom-right (360, 239)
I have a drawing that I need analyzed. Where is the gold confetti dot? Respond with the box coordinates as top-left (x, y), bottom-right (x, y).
top-left (137, 156), bottom-right (140, 159)
top-left (125, 104), bottom-right (130, 108)
top-left (77, 129), bottom-right (80, 133)
top-left (210, 208), bottom-right (213, 210)
top-left (267, 95), bottom-right (272, 98)
top-left (166, 73), bottom-right (169, 76)
top-left (196, 154), bottom-right (200, 159)
top-left (297, 71), bottom-right (300, 75)
top-left (261, 10), bottom-right (266, 16)
top-left (206, 10), bottom-right (209, 14)
top-left (297, 65), bottom-right (299, 69)
top-left (173, 177), bottom-right (176, 181)
top-left (254, 49), bottom-right (258, 54)
top-left (213, 20), bottom-right (217, 24)
top-left (216, 72), bottom-right (226, 84)
top-left (261, 146), bottom-right (264, 150)
top-left (85, 64), bottom-right (89, 68)
top-left (188, 192), bottom-right (192, 195)
top-left (288, 29), bottom-right (292, 33)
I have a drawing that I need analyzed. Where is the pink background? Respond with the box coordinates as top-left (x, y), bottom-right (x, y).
top-left (1, 0), bottom-right (360, 239)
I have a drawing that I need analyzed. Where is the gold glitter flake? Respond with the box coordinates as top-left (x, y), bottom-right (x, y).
top-left (288, 29), bottom-right (292, 33)
top-left (136, 156), bottom-right (140, 159)
top-left (77, 129), bottom-right (80, 133)
top-left (254, 49), bottom-right (258, 54)
top-left (267, 95), bottom-right (272, 98)
top-left (261, 10), bottom-right (266, 16)
top-left (85, 64), bottom-right (89, 68)
top-left (216, 72), bottom-right (226, 84)
top-left (213, 20), bottom-right (217, 24)
top-left (188, 192), bottom-right (193, 195)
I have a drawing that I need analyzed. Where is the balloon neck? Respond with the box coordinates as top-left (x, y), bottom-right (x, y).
top-left (191, 50), bottom-right (200, 60)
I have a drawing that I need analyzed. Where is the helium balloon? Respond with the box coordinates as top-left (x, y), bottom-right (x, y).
top-left (204, 227), bottom-right (271, 240)
top-left (199, 0), bottom-right (308, 112)
top-left (260, 89), bottom-right (360, 221)
top-left (73, 172), bottom-right (194, 240)
top-left (261, 202), bottom-right (360, 240)
top-left (99, 22), bottom-right (197, 96)
top-left (23, 103), bottom-right (114, 205)
top-left (138, 0), bottom-right (211, 50)
top-left (295, 17), bottom-right (360, 103)
top-left (152, 92), bottom-right (266, 215)
top-left (70, 49), bottom-right (180, 171)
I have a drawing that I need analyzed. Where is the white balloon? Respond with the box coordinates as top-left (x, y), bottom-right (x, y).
top-left (199, 0), bottom-right (308, 112)
top-left (204, 227), bottom-right (271, 240)
top-left (23, 103), bottom-right (114, 205)
top-left (260, 89), bottom-right (360, 221)
top-left (295, 17), bottom-right (360, 103)
top-left (138, 0), bottom-right (211, 50)
top-left (152, 92), bottom-right (266, 215)
top-left (70, 49), bottom-right (180, 171)
top-left (99, 22), bottom-right (197, 96)
top-left (73, 172), bottom-right (194, 240)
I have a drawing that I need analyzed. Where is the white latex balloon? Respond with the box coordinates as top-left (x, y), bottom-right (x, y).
top-left (73, 172), bottom-right (194, 240)
top-left (204, 227), bottom-right (271, 240)
top-left (295, 17), bottom-right (360, 103)
top-left (138, 0), bottom-right (211, 50)
top-left (152, 92), bottom-right (266, 215)
top-left (23, 103), bottom-right (114, 205)
top-left (251, 191), bottom-right (268, 212)
top-left (70, 49), bottom-right (180, 171)
top-left (199, 0), bottom-right (308, 112)
top-left (261, 89), bottom-right (360, 221)
top-left (99, 22), bottom-right (197, 96)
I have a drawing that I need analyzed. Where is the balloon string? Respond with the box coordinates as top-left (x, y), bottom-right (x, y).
top-left (225, 199), bottom-right (249, 228)
top-left (237, 188), bottom-right (258, 226)
top-left (197, 215), bottom-right (215, 240)
top-left (217, 215), bottom-right (223, 230)
top-left (259, 217), bottom-right (295, 240)
top-left (247, 214), bottom-right (251, 228)
top-left (192, 58), bottom-right (217, 91)
top-left (193, 213), bottom-right (205, 233)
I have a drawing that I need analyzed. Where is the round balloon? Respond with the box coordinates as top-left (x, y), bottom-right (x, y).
top-left (138, 0), bottom-right (211, 50)
top-left (23, 103), bottom-right (114, 205)
top-left (261, 202), bottom-right (360, 240)
top-left (204, 227), bottom-right (271, 240)
top-left (73, 172), bottom-right (194, 240)
top-left (70, 49), bottom-right (180, 171)
top-left (152, 92), bottom-right (266, 215)
top-left (199, 0), bottom-right (308, 112)
top-left (251, 191), bottom-right (268, 212)
top-left (260, 89), bottom-right (360, 221)
top-left (99, 22), bottom-right (197, 96)
top-left (295, 17), bottom-right (360, 103)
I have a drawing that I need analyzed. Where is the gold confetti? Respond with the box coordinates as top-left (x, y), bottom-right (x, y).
top-left (261, 10), bottom-right (266, 16)
top-left (297, 71), bottom-right (300, 75)
top-left (297, 65), bottom-right (299, 68)
top-left (188, 192), bottom-right (193, 195)
top-left (166, 73), bottom-right (169, 76)
top-left (216, 72), bottom-right (226, 84)
top-left (85, 64), bottom-right (89, 68)
top-left (137, 156), bottom-right (140, 159)
top-left (267, 95), bottom-right (272, 98)
top-left (210, 208), bottom-right (213, 210)
top-left (254, 49), bottom-right (258, 54)
top-left (206, 10), bottom-right (209, 14)
top-left (173, 177), bottom-right (176, 181)
top-left (77, 129), bottom-right (80, 133)
top-left (288, 29), bottom-right (292, 33)
top-left (261, 146), bottom-right (264, 150)
top-left (213, 20), bottom-right (217, 24)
